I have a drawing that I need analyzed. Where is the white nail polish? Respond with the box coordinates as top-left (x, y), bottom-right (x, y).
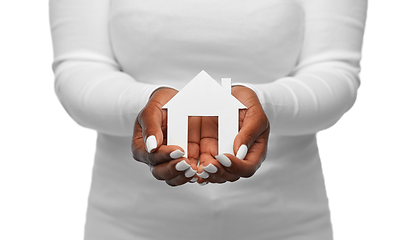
top-left (203, 164), bottom-right (218, 173)
top-left (146, 135), bottom-right (157, 153)
top-left (215, 155), bottom-right (232, 167)
top-left (236, 145), bottom-right (248, 160)
top-left (170, 149), bottom-right (185, 159)
top-left (197, 171), bottom-right (209, 179)
top-left (190, 177), bottom-right (198, 183)
top-left (199, 182), bottom-right (208, 186)
top-left (175, 160), bottom-right (190, 171)
top-left (184, 167), bottom-right (197, 178)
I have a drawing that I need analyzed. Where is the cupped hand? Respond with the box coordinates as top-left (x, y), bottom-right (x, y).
top-left (197, 85), bottom-right (270, 184)
top-left (131, 87), bottom-right (200, 186)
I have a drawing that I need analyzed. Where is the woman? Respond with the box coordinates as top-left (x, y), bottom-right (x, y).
top-left (50, 0), bottom-right (367, 239)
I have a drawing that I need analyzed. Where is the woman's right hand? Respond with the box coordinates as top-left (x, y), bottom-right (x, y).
top-left (131, 87), bottom-right (199, 186)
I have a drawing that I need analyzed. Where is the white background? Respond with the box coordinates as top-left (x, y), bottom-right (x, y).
top-left (1, 1), bottom-right (407, 239)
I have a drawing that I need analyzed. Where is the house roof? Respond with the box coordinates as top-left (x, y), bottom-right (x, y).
top-left (163, 71), bottom-right (246, 115)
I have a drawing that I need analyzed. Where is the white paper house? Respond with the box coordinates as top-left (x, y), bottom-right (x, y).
top-left (163, 71), bottom-right (247, 157)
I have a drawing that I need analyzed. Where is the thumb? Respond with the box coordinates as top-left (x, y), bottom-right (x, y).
top-left (138, 105), bottom-right (164, 153)
top-left (233, 107), bottom-right (269, 159)
top-left (138, 87), bottom-right (178, 153)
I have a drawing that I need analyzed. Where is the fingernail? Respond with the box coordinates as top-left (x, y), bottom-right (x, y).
top-left (203, 164), bottom-right (218, 173)
top-left (215, 154), bottom-right (232, 167)
top-left (146, 135), bottom-right (157, 153)
top-left (236, 145), bottom-right (248, 160)
top-left (199, 182), bottom-right (208, 186)
top-left (185, 167), bottom-right (197, 178)
top-left (170, 149), bottom-right (185, 159)
top-left (197, 171), bottom-right (209, 179)
top-left (175, 160), bottom-right (190, 171)
top-left (190, 177), bottom-right (198, 183)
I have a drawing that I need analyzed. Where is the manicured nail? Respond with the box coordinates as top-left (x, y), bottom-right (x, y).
top-left (175, 160), bottom-right (190, 171)
top-left (197, 171), bottom-right (209, 179)
top-left (170, 149), bottom-right (185, 159)
top-left (215, 155), bottom-right (231, 167)
top-left (146, 135), bottom-right (157, 153)
top-left (203, 164), bottom-right (218, 173)
top-left (199, 182), bottom-right (208, 186)
top-left (190, 177), bottom-right (198, 183)
top-left (185, 167), bottom-right (197, 178)
top-left (236, 145), bottom-right (248, 160)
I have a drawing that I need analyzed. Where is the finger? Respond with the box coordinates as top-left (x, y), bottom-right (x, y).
top-left (231, 85), bottom-right (269, 159)
top-left (230, 126), bottom-right (269, 177)
top-left (218, 154), bottom-right (258, 178)
top-left (199, 116), bottom-right (218, 158)
top-left (165, 165), bottom-right (199, 187)
top-left (203, 124), bottom-right (269, 178)
top-left (165, 175), bottom-right (191, 187)
top-left (209, 175), bottom-right (239, 184)
top-left (222, 130), bottom-right (268, 178)
top-left (196, 176), bottom-right (227, 185)
top-left (147, 145), bottom-right (188, 166)
top-left (151, 157), bottom-right (196, 182)
top-left (196, 180), bottom-right (210, 186)
top-left (242, 129), bottom-right (269, 166)
top-left (233, 107), bottom-right (269, 159)
top-left (198, 116), bottom-right (241, 182)
top-left (136, 87), bottom-right (178, 153)
top-left (197, 153), bottom-right (218, 180)
top-left (133, 141), bottom-right (186, 166)
top-left (197, 116), bottom-right (219, 178)
top-left (187, 116), bottom-right (201, 168)
top-left (198, 153), bottom-right (239, 183)
top-left (137, 105), bottom-right (165, 153)
top-left (196, 170), bottom-right (239, 184)
top-left (208, 123), bottom-right (269, 178)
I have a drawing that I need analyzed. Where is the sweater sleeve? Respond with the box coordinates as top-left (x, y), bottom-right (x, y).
top-left (49, 0), bottom-right (166, 136)
top-left (240, 0), bottom-right (367, 136)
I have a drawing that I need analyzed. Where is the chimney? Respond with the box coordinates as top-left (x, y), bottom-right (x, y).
top-left (221, 78), bottom-right (231, 94)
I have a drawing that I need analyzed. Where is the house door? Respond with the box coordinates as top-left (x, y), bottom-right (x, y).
top-left (188, 116), bottom-right (218, 161)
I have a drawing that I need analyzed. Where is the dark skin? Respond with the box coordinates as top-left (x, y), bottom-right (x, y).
top-left (132, 85), bottom-right (269, 187)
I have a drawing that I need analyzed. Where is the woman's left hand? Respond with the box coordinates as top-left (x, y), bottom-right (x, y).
top-left (196, 85), bottom-right (270, 184)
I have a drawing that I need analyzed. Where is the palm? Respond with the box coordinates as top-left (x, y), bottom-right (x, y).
top-left (196, 86), bottom-right (269, 184)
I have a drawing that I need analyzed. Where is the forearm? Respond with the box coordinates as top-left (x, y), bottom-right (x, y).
top-left (238, 0), bottom-right (367, 135)
top-left (245, 63), bottom-right (360, 135)
top-left (54, 56), bottom-right (161, 136)
top-left (50, 0), bottom-right (164, 136)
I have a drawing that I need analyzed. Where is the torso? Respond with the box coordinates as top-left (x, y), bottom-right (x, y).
top-left (109, 0), bottom-right (303, 89)
top-left (84, 1), bottom-right (333, 239)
